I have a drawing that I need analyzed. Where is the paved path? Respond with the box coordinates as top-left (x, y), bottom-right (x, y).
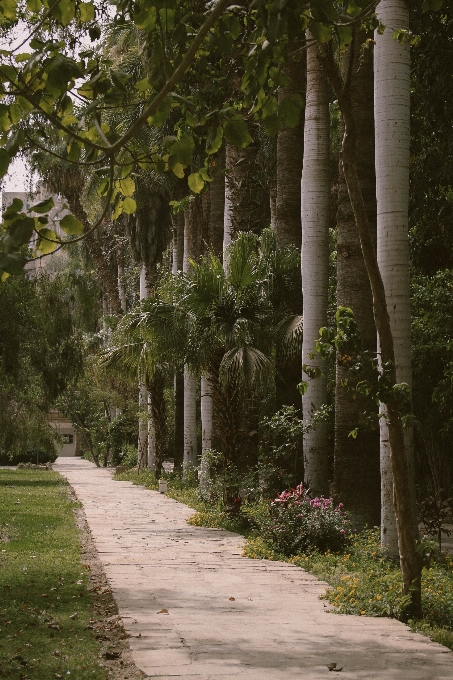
top-left (55, 458), bottom-right (453, 680)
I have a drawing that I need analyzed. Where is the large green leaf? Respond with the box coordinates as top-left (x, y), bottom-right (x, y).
top-left (224, 118), bottom-right (253, 149)
top-left (79, 1), bottom-right (95, 22)
top-left (188, 172), bottom-right (205, 194)
top-left (60, 214), bottom-right (84, 235)
top-left (30, 197), bottom-right (54, 214)
top-left (279, 94), bottom-right (304, 129)
top-left (0, 251), bottom-right (27, 274)
top-left (36, 229), bottom-right (59, 255)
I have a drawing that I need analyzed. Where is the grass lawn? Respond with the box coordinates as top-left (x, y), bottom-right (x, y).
top-left (0, 468), bottom-right (107, 680)
top-left (115, 468), bottom-right (453, 652)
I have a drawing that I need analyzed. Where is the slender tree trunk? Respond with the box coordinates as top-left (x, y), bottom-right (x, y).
top-left (321, 39), bottom-right (422, 618)
top-left (200, 374), bottom-right (213, 495)
top-left (334, 30), bottom-right (380, 527)
top-left (172, 210), bottom-right (185, 473)
top-left (301, 36), bottom-right (331, 496)
top-left (208, 145), bottom-right (226, 259)
top-left (137, 265), bottom-right (149, 469)
top-left (148, 367), bottom-right (167, 479)
top-left (183, 197), bottom-right (202, 472)
top-left (224, 141), bottom-right (270, 238)
top-left (276, 48), bottom-right (305, 250)
top-left (375, 0), bottom-right (416, 555)
top-left (173, 371), bottom-right (184, 472)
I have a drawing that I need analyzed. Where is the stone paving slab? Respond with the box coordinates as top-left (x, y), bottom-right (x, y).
top-left (54, 458), bottom-right (453, 680)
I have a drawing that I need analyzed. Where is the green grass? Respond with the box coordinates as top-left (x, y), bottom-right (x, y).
top-left (0, 468), bottom-right (107, 680)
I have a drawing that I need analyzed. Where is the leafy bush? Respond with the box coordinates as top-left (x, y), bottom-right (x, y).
top-left (257, 406), bottom-right (305, 498)
top-left (261, 484), bottom-right (351, 556)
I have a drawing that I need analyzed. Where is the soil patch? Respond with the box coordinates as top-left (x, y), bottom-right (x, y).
top-left (69, 486), bottom-right (146, 680)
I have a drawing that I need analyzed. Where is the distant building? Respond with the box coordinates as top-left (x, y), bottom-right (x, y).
top-left (47, 410), bottom-right (81, 458)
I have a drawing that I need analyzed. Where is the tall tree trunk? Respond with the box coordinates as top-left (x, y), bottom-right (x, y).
top-left (137, 265), bottom-right (149, 469)
top-left (301, 36), bottom-right (331, 496)
top-left (208, 145), bottom-right (226, 259)
top-left (183, 197), bottom-right (202, 471)
top-left (224, 140), bottom-right (270, 238)
top-left (321, 37), bottom-right (422, 618)
top-left (172, 211), bottom-right (184, 472)
top-left (274, 51), bottom-right (305, 418)
top-left (334, 30), bottom-right (380, 527)
top-left (276, 49), bottom-right (305, 250)
top-left (200, 374), bottom-right (213, 495)
top-left (375, 0), bottom-right (416, 555)
top-left (148, 367), bottom-right (167, 479)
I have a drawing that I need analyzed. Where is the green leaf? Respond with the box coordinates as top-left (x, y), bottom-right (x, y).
top-left (347, 0), bottom-right (361, 17)
top-left (336, 24), bottom-right (353, 49)
top-left (0, 252), bottom-right (27, 275)
top-left (168, 136), bottom-right (195, 167)
top-left (422, 0), bottom-right (443, 10)
top-left (263, 113), bottom-right (280, 137)
top-left (122, 197), bottom-right (137, 214)
top-left (206, 126), bottom-right (223, 155)
top-left (223, 118), bottom-right (253, 149)
top-left (279, 94), bottom-right (304, 129)
top-left (30, 197), bottom-right (54, 214)
top-left (8, 103), bottom-right (22, 125)
top-left (6, 217), bottom-right (35, 248)
top-left (297, 381), bottom-right (308, 395)
top-left (198, 166), bottom-right (212, 182)
top-left (16, 96), bottom-right (35, 113)
top-left (37, 229), bottom-right (59, 255)
top-left (117, 177), bottom-right (135, 197)
top-left (0, 148), bottom-right (10, 178)
top-left (79, 1), bottom-right (95, 22)
top-left (51, 0), bottom-right (75, 25)
top-left (171, 162), bottom-right (185, 178)
top-left (26, 0), bottom-right (41, 11)
top-left (134, 5), bottom-right (157, 31)
top-left (135, 77), bottom-right (152, 92)
top-left (185, 111), bottom-right (199, 128)
top-left (0, 0), bottom-right (17, 19)
top-left (60, 214), bottom-right (84, 235)
top-left (310, 22), bottom-right (332, 43)
top-left (188, 172), bottom-right (205, 194)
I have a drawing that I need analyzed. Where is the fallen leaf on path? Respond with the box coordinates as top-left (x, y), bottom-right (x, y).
top-left (157, 609), bottom-right (169, 614)
top-left (229, 597), bottom-right (235, 601)
top-left (327, 662), bottom-right (343, 672)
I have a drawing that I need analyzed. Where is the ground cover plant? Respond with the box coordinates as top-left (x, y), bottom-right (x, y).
top-left (0, 468), bottom-right (108, 680)
top-left (115, 469), bottom-right (453, 652)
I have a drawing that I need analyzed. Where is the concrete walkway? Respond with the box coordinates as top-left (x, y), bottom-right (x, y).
top-left (54, 458), bottom-right (453, 680)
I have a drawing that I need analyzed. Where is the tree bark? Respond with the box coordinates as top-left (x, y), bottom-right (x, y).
top-left (276, 49), bottom-right (305, 250)
top-left (375, 0), bottom-right (416, 555)
top-left (182, 196), bottom-right (203, 472)
top-left (320, 40), bottom-right (422, 618)
top-left (334, 29), bottom-right (380, 527)
top-left (301, 35), bottom-right (331, 496)
top-left (208, 145), bottom-right (226, 259)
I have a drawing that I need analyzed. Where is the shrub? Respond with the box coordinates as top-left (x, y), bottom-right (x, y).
top-left (261, 484), bottom-right (351, 556)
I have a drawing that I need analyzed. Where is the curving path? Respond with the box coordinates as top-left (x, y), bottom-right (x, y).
top-left (54, 457), bottom-right (453, 680)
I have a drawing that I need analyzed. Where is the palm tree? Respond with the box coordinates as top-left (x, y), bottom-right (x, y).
top-left (334, 28), bottom-right (380, 528)
top-left (374, 0), bottom-right (415, 555)
top-left (301, 39), bottom-right (331, 496)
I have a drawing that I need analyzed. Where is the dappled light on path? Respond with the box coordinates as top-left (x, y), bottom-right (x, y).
top-left (55, 458), bottom-right (453, 679)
